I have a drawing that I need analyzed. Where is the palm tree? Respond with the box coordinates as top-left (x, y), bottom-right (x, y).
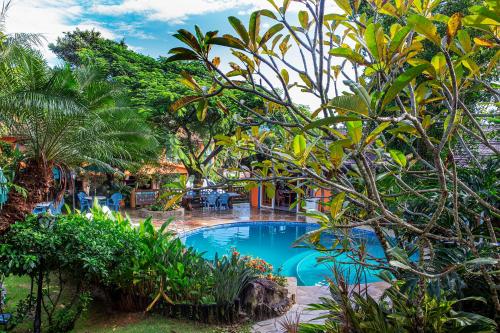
top-left (0, 48), bottom-right (158, 229)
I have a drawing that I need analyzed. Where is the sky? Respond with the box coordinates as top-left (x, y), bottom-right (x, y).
top-left (5, 0), bottom-right (345, 108)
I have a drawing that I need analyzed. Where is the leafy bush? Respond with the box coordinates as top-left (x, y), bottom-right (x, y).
top-left (0, 207), bottom-right (260, 329)
top-left (211, 252), bottom-right (257, 305)
top-left (301, 269), bottom-right (497, 333)
top-left (0, 209), bottom-right (141, 332)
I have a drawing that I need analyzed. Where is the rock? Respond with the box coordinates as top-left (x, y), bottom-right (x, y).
top-left (240, 278), bottom-right (294, 321)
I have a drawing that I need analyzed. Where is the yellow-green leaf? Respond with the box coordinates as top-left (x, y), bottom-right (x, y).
top-left (330, 192), bottom-right (345, 219)
top-left (280, 68), bottom-right (289, 85)
top-left (293, 134), bottom-right (307, 156)
top-left (298, 10), bottom-right (309, 29)
top-left (347, 120), bottom-right (362, 144)
top-left (457, 30), bottom-right (472, 53)
top-left (364, 23), bottom-right (384, 61)
top-left (408, 14), bottom-right (440, 45)
top-left (446, 13), bottom-right (463, 43)
top-left (381, 64), bottom-right (429, 108)
top-left (196, 99), bottom-right (208, 121)
top-left (334, 0), bottom-right (352, 15)
top-left (171, 95), bottom-right (203, 112)
top-left (389, 149), bottom-right (407, 167)
top-left (365, 122), bottom-right (390, 145)
top-left (329, 47), bottom-right (369, 65)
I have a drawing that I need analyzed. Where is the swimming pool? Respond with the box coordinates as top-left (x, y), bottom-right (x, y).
top-left (181, 221), bottom-right (386, 286)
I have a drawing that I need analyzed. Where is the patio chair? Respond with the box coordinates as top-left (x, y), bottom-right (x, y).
top-left (218, 193), bottom-right (230, 210)
top-left (0, 313), bottom-right (12, 330)
top-left (206, 192), bottom-right (219, 210)
top-left (77, 192), bottom-right (90, 212)
top-left (49, 197), bottom-right (65, 215)
top-left (32, 204), bottom-right (49, 214)
top-left (106, 192), bottom-right (123, 211)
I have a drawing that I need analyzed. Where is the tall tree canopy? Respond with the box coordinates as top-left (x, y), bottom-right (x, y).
top-left (50, 30), bottom-right (265, 182)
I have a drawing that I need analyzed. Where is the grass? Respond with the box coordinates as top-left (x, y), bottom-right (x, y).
top-left (2, 276), bottom-right (251, 333)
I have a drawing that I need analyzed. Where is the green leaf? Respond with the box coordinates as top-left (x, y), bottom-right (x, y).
top-left (389, 26), bottom-right (412, 54)
top-left (365, 122), bottom-right (390, 145)
top-left (259, 9), bottom-right (277, 19)
top-left (389, 260), bottom-right (413, 271)
top-left (329, 47), bottom-right (368, 65)
top-left (329, 141), bottom-right (347, 169)
top-left (330, 192), bottom-right (345, 219)
top-left (299, 73), bottom-right (313, 89)
top-left (408, 14), bottom-right (441, 45)
top-left (196, 99), bottom-right (208, 121)
top-left (259, 23), bottom-right (284, 48)
top-left (228, 16), bottom-right (250, 45)
top-left (249, 11), bottom-right (261, 47)
top-left (293, 134), bottom-right (307, 156)
top-left (298, 11), bottom-right (309, 29)
top-left (171, 95), bottom-right (203, 112)
top-left (381, 64), bottom-right (429, 108)
top-left (389, 149), bottom-right (407, 167)
top-left (329, 95), bottom-right (369, 116)
top-left (304, 116), bottom-right (360, 131)
top-left (209, 36), bottom-right (246, 50)
top-left (165, 48), bottom-right (199, 62)
top-left (364, 23), bottom-right (384, 61)
top-left (334, 0), bottom-right (352, 15)
top-left (346, 120), bottom-right (362, 144)
top-left (280, 68), bottom-right (289, 85)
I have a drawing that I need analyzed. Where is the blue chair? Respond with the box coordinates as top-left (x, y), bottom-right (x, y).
top-left (32, 204), bottom-right (49, 214)
top-left (206, 193), bottom-right (219, 210)
top-left (106, 192), bottom-right (123, 211)
top-left (49, 197), bottom-right (65, 215)
top-left (77, 192), bottom-right (90, 212)
top-left (0, 313), bottom-right (12, 329)
top-left (218, 193), bottom-right (230, 210)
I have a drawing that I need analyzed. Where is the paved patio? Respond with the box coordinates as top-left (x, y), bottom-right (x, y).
top-left (126, 203), bottom-right (307, 230)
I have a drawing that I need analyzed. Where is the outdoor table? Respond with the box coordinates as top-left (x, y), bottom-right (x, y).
top-left (85, 196), bottom-right (107, 206)
top-left (34, 201), bottom-right (52, 213)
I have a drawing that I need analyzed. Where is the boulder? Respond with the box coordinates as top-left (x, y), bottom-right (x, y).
top-left (240, 278), bottom-right (294, 321)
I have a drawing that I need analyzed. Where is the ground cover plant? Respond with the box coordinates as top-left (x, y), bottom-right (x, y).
top-left (166, 0), bottom-right (499, 331)
top-left (0, 207), bottom-right (286, 332)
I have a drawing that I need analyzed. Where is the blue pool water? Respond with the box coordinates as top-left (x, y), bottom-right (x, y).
top-left (182, 222), bottom-right (387, 286)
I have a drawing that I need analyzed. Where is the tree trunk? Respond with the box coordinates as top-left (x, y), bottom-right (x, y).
top-left (33, 265), bottom-right (44, 333)
top-left (0, 159), bottom-right (53, 234)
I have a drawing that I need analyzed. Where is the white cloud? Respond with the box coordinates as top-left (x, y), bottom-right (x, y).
top-left (91, 0), bottom-right (269, 23)
top-left (92, 0), bottom-right (342, 23)
top-left (4, 0), bottom-right (115, 64)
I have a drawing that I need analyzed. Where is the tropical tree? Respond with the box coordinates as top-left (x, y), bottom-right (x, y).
top-left (49, 30), bottom-right (264, 184)
top-left (167, 0), bottom-right (500, 327)
top-left (0, 48), bottom-right (158, 230)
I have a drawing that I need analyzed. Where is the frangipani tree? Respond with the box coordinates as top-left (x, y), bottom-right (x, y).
top-left (167, 0), bottom-right (500, 326)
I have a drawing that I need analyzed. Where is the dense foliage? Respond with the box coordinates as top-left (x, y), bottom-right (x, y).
top-left (0, 207), bottom-right (287, 331)
top-left (49, 31), bottom-right (264, 183)
top-left (0, 7), bottom-right (158, 229)
top-left (167, 0), bottom-right (499, 331)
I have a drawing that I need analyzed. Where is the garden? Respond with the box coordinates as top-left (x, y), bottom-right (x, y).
top-left (0, 0), bottom-right (499, 332)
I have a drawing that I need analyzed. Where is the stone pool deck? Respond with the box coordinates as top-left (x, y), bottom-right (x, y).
top-left (126, 203), bottom-right (306, 230)
top-left (125, 203), bottom-right (390, 333)
top-left (252, 280), bottom-right (390, 333)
